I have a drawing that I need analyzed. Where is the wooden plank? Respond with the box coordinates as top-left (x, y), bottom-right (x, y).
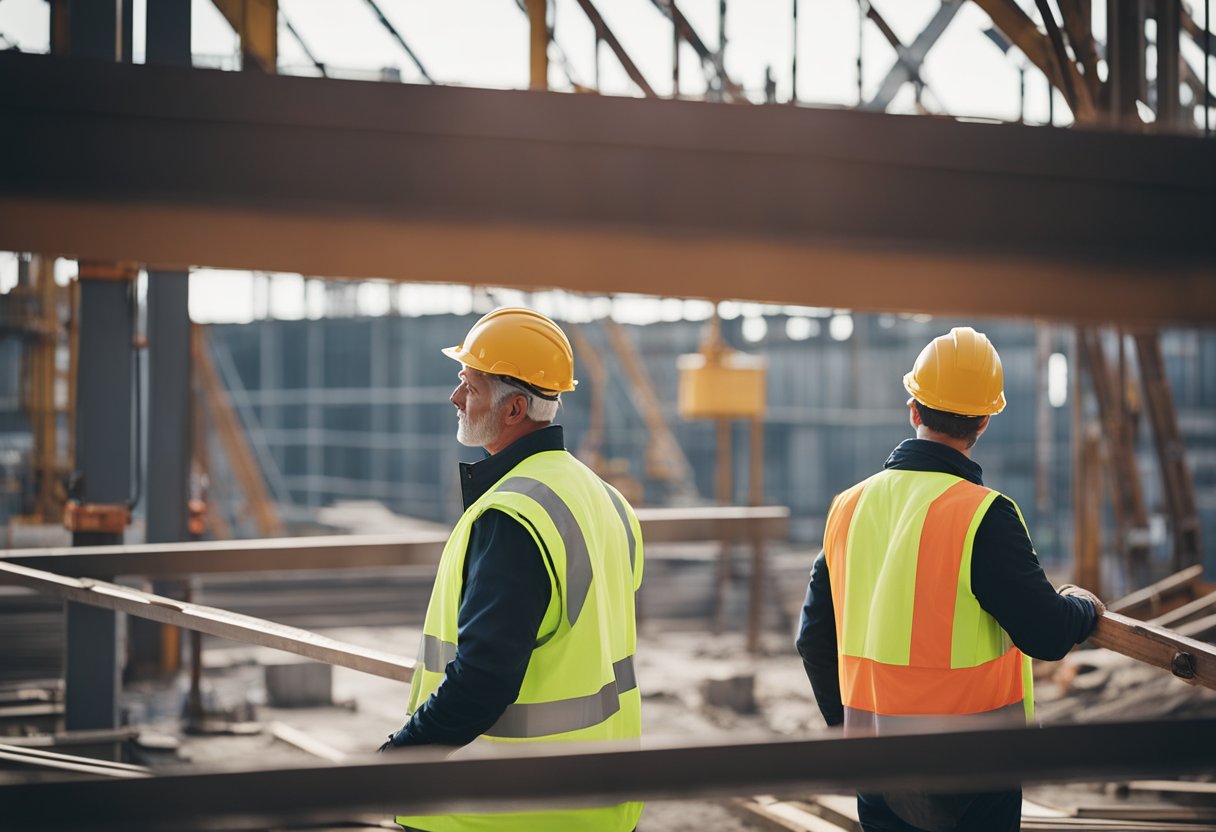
top-left (0, 747), bottom-right (149, 779)
top-left (736, 795), bottom-right (852, 831)
top-left (1107, 565), bottom-right (1204, 617)
top-left (0, 743), bottom-right (148, 775)
top-left (1178, 613), bottom-right (1216, 640)
top-left (0, 561), bottom-right (415, 683)
top-left (1121, 779), bottom-right (1216, 796)
top-left (1088, 611), bottom-right (1216, 690)
top-left (1150, 590), bottom-right (1216, 629)
top-left (267, 722), bottom-right (347, 764)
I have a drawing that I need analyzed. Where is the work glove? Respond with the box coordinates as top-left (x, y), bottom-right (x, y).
top-left (378, 730), bottom-right (405, 753)
top-left (1057, 583), bottom-right (1105, 616)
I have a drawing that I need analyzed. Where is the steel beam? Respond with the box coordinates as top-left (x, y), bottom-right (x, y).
top-left (0, 719), bottom-right (1212, 830)
top-left (0, 54), bottom-right (1213, 324)
top-left (0, 507), bottom-right (789, 578)
top-left (0, 561), bottom-right (416, 682)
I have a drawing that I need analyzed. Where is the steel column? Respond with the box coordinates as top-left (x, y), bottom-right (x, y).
top-left (145, 0), bottom-right (192, 68)
top-left (1156, 0), bottom-right (1183, 130)
top-left (132, 0), bottom-right (193, 682)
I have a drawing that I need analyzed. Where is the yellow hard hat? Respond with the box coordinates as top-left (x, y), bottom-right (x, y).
top-left (443, 307), bottom-right (577, 394)
top-left (902, 326), bottom-right (1006, 416)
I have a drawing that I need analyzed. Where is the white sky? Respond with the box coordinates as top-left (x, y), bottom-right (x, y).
top-left (0, 0), bottom-right (1212, 323)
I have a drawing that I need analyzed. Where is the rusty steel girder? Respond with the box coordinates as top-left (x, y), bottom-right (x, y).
top-left (0, 52), bottom-right (1213, 324)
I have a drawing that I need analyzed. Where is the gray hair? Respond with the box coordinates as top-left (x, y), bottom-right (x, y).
top-left (486, 374), bottom-right (561, 423)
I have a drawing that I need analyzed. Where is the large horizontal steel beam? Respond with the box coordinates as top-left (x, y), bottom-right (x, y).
top-left (1, 718), bottom-right (1213, 829)
top-left (1, 53), bottom-right (1213, 324)
top-left (0, 507), bottom-right (789, 578)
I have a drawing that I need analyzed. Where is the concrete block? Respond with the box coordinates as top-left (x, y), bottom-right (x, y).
top-left (264, 661), bottom-right (333, 708)
top-left (701, 673), bottom-right (756, 714)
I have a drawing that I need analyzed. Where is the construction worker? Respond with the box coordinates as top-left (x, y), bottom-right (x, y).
top-left (796, 326), bottom-right (1104, 832)
top-left (380, 307), bottom-right (644, 832)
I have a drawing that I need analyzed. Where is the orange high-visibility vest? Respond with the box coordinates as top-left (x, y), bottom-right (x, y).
top-left (823, 469), bottom-right (1033, 728)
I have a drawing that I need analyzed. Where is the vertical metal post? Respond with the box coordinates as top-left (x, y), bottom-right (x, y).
top-left (671, 0), bottom-right (680, 98)
top-left (857, 0), bottom-right (865, 104)
top-left (712, 418), bottom-right (732, 634)
top-left (719, 0), bottom-right (727, 68)
top-left (1019, 66), bottom-right (1026, 122)
top-left (133, 0), bottom-right (193, 683)
top-left (1206, 0), bottom-right (1211, 135)
top-left (1035, 324), bottom-right (1052, 514)
top-left (746, 416), bottom-right (764, 654)
top-left (791, 0), bottom-right (799, 103)
top-left (527, 0), bottom-right (548, 90)
top-left (1107, 0), bottom-right (1145, 126)
top-left (1071, 328), bottom-right (1086, 585)
top-left (60, 0), bottom-right (129, 743)
top-left (69, 262), bottom-right (135, 735)
top-left (1156, 0), bottom-right (1182, 130)
top-left (137, 271), bottom-right (190, 677)
top-left (146, 0), bottom-right (191, 66)
top-left (306, 319), bottom-right (323, 508)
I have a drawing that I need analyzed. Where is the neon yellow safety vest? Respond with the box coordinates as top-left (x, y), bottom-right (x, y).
top-left (397, 449), bottom-right (644, 832)
top-left (822, 469), bottom-right (1034, 733)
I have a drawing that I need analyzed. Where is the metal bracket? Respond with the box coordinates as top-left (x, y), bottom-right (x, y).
top-left (1172, 650), bottom-right (1197, 679)
top-left (63, 501), bottom-right (130, 535)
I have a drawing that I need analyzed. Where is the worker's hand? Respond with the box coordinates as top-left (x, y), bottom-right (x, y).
top-left (1057, 583), bottom-right (1105, 616)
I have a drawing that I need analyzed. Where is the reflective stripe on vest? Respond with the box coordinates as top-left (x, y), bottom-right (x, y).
top-left (486, 656), bottom-right (637, 739)
top-left (498, 476), bottom-right (594, 627)
top-left (824, 469), bottom-right (1033, 721)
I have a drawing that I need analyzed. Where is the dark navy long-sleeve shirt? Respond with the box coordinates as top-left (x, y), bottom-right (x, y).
top-left (796, 438), bottom-right (1099, 727)
top-left (388, 426), bottom-right (562, 747)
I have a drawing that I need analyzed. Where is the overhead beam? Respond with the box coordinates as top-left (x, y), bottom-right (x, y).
top-left (0, 719), bottom-right (1213, 830)
top-left (0, 54), bottom-right (1213, 325)
top-left (0, 560), bottom-right (416, 682)
top-left (0, 507), bottom-right (789, 578)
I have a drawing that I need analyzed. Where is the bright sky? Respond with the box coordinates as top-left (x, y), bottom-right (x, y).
top-left (0, 0), bottom-right (1211, 324)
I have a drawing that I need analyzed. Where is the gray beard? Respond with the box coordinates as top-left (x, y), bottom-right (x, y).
top-left (456, 409), bottom-right (500, 449)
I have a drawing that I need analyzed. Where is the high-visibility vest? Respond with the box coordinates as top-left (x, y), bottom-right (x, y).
top-left (822, 468), bottom-right (1034, 732)
top-left (397, 449), bottom-right (644, 832)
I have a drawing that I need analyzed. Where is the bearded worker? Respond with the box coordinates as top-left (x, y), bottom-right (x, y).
top-left (797, 326), bottom-right (1103, 832)
top-left (380, 307), bottom-right (644, 832)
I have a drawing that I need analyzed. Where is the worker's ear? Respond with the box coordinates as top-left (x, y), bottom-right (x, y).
top-left (907, 398), bottom-right (922, 429)
top-left (975, 415), bottom-right (990, 437)
top-left (503, 393), bottom-right (529, 425)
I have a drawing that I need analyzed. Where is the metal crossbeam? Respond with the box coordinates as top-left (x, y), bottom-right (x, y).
top-left (0, 507), bottom-right (789, 578)
top-left (0, 719), bottom-right (1212, 830)
top-left (0, 560), bottom-right (417, 681)
top-left (863, 1), bottom-right (963, 112)
top-left (1, 54), bottom-right (1213, 324)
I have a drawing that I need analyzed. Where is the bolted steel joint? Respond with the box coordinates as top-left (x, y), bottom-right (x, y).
top-left (1171, 651), bottom-right (1196, 680)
